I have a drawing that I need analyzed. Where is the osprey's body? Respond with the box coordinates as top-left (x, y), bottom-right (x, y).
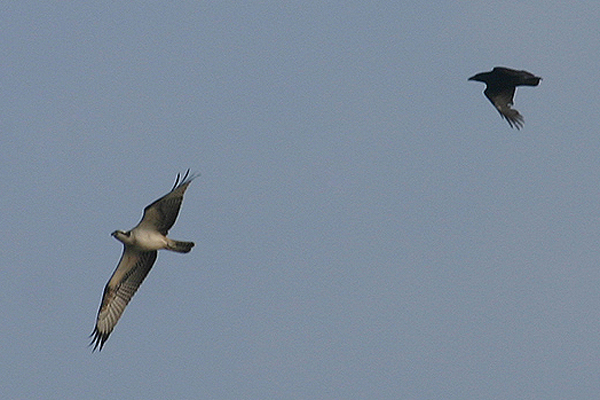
top-left (112, 227), bottom-right (193, 253)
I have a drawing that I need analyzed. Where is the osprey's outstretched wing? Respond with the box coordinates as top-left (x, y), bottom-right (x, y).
top-left (90, 249), bottom-right (157, 351)
top-left (137, 170), bottom-right (199, 235)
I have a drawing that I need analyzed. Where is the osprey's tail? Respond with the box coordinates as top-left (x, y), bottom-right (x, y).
top-left (167, 239), bottom-right (195, 253)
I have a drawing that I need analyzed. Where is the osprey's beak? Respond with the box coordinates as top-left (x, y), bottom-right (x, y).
top-left (111, 230), bottom-right (118, 237)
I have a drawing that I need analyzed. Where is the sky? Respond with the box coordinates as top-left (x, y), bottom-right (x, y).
top-left (2, 1), bottom-right (600, 399)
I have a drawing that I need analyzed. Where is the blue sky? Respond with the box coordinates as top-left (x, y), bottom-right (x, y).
top-left (2, 1), bottom-right (600, 398)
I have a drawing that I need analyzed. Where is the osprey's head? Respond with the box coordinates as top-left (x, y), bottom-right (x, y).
top-left (111, 230), bottom-right (132, 244)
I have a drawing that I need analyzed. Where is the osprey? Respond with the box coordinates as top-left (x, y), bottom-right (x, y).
top-left (469, 67), bottom-right (542, 129)
top-left (90, 170), bottom-right (198, 351)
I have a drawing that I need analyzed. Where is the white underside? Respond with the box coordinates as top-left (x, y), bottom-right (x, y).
top-left (129, 228), bottom-right (170, 251)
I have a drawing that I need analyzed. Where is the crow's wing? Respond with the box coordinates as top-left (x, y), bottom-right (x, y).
top-left (484, 86), bottom-right (524, 130)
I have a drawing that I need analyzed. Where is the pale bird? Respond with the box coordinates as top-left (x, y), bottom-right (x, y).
top-left (90, 170), bottom-right (198, 351)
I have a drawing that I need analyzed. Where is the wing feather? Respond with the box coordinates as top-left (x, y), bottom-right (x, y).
top-left (484, 86), bottom-right (524, 130)
top-left (90, 249), bottom-right (158, 351)
top-left (137, 170), bottom-right (199, 235)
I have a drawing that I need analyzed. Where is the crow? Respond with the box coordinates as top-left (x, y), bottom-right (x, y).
top-left (469, 67), bottom-right (541, 129)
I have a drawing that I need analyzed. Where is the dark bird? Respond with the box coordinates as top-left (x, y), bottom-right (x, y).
top-left (469, 67), bottom-right (541, 129)
top-left (90, 170), bottom-right (198, 351)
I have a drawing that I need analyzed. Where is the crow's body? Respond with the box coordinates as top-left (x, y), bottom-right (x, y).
top-left (469, 67), bottom-right (541, 129)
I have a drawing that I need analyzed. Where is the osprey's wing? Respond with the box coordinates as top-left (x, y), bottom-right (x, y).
top-left (90, 248), bottom-right (158, 351)
top-left (137, 170), bottom-right (199, 235)
top-left (484, 86), bottom-right (524, 130)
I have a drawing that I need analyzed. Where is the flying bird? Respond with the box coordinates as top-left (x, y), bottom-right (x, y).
top-left (469, 67), bottom-right (541, 129)
top-left (90, 170), bottom-right (198, 351)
